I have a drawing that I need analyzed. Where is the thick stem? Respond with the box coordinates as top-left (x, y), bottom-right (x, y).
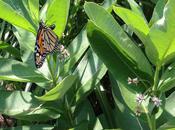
top-left (151, 115), bottom-right (156, 130)
top-left (149, 65), bottom-right (161, 130)
top-left (142, 104), bottom-right (152, 130)
top-left (152, 65), bottom-right (160, 93)
top-left (47, 57), bottom-right (57, 86)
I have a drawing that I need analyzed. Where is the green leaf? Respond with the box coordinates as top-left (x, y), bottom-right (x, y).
top-left (13, 26), bottom-right (35, 66)
top-left (36, 75), bottom-right (77, 101)
top-left (110, 74), bottom-right (149, 129)
top-left (145, 0), bottom-right (175, 66)
top-left (84, 2), bottom-right (153, 78)
top-left (21, 0), bottom-right (39, 25)
top-left (165, 91), bottom-right (175, 119)
top-left (149, 0), bottom-right (166, 27)
top-left (75, 49), bottom-right (107, 103)
top-left (0, 42), bottom-right (21, 59)
top-left (46, 0), bottom-right (70, 37)
top-left (0, 90), bottom-right (60, 121)
top-left (159, 63), bottom-right (175, 92)
top-left (87, 20), bottom-right (153, 82)
top-left (0, 0), bottom-right (35, 33)
top-left (87, 21), bottom-right (148, 111)
top-left (0, 125), bottom-right (54, 130)
top-left (113, 6), bottom-right (149, 43)
top-left (0, 58), bottom-right (49, 83)
top-left (60, 29), bottom-right (90, 76)
top-left (28, 0), bottom-right (39, 23)
top-left (127, 0), bottom-right (146, 20)
top-left (158, 118), bottom-right (175, 130)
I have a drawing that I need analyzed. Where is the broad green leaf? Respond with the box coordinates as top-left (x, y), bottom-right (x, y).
top-left (75, 50), bottom-right (107, 103)
top-left (28, 0), bottom-right (39, 23)
top-left (113, 6), bottom-right (149, 43)
top-left (0, 1), bottom-right (35, 33)
top-left (158, 118), bottom-right (175, 130)
top-left (0, 58), bottom-right (50, 83)
top-left (127, 0), bottom-right (146, 21)
top-left (87, 21), bottom-right (148, 111)
top-left (110, 74), bottom-right (149, 129)
top-left (87, 20), bottom-right (153, 83)
top-left (159, 63), bottom-right (175, 92)
top-left (85, 2), bottom-right (153, 78)
top-left (0, 90), bottom-right (59, 121)
top-left (165, 91), bottom-right (175, 119)
top-left (0, 42), bottom-right (21, 59)
top-left (149, 0), bottom-right (167, 27)
top-left (21, 0), bottom-right (39, 25)
top-left (145, 0), bottom-right (175, 66)
top-left (46, 0), bottom-right (70, 37)
top-left (60, 29), bottom-right (89, 76)
top-left (36, 75), bottom-right (77, 101)
top-left (0, 125), bottom-right (54, 130)
top-left (13, 27), bottom-right (35, 66)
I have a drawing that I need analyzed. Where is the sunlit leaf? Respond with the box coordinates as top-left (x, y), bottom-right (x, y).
top-left (46, 0), bottom-right (70, 37)
top-left (0, 0), bottom-right (35, 33)
top-left (145, 0), bottom-right (175, 66)
top-left (0, 90), bottom-right (59, 121)
top-left (0, 58), bottom-right (50, 83)
top-left (113, 6), bottom-right (149, 43)
top-left (36, 75), bottom-right (77, 101)
top-left (85, 2), bottom-right (153, 78)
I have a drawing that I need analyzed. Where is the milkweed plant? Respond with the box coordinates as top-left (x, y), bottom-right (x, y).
top-left (0, 0), bottom-right (174, 130)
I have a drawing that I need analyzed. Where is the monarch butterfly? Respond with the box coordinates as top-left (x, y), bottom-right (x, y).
top-left (34, 21), bottom-right (59, 68)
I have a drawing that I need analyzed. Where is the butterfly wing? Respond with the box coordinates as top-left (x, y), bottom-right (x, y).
top-left (34, 26), bottom-right (47, 68)
top-left (43, 27), bottom-right (59, 53)
top-left (34, 22), bottom-right (59, 68)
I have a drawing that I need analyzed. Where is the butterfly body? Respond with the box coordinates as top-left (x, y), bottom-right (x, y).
top-left (34, 21), bottom-right (59, 68)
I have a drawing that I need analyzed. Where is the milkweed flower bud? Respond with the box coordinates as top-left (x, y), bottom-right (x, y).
top-left (136, 93), bottom-right (145, 105)
top-left (128, 77), bottom-right (139, 85)
top-left (135, 106), bottom-right (142, 116)
top-left (151, 96), bottom-right (162, 107)
top-left (57, 44), bottom-right (70, 61)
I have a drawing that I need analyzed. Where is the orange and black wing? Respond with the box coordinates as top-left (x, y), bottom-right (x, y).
top-left (42, 27), bottom-right (59, 53)
top-left (34, 21), bottom-right (59, 68)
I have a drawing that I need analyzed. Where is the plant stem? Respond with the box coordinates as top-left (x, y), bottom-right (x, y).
top-left (151, 115), bottom-right (156, 130)
top-left (152, 65), bottom-right (160, 93)
top-left (142, 104), bottom-right (152, 130)
top-left (149, 65), bottom-right (161, 130)
top-left (47, 57), bottom-right (57, 87)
